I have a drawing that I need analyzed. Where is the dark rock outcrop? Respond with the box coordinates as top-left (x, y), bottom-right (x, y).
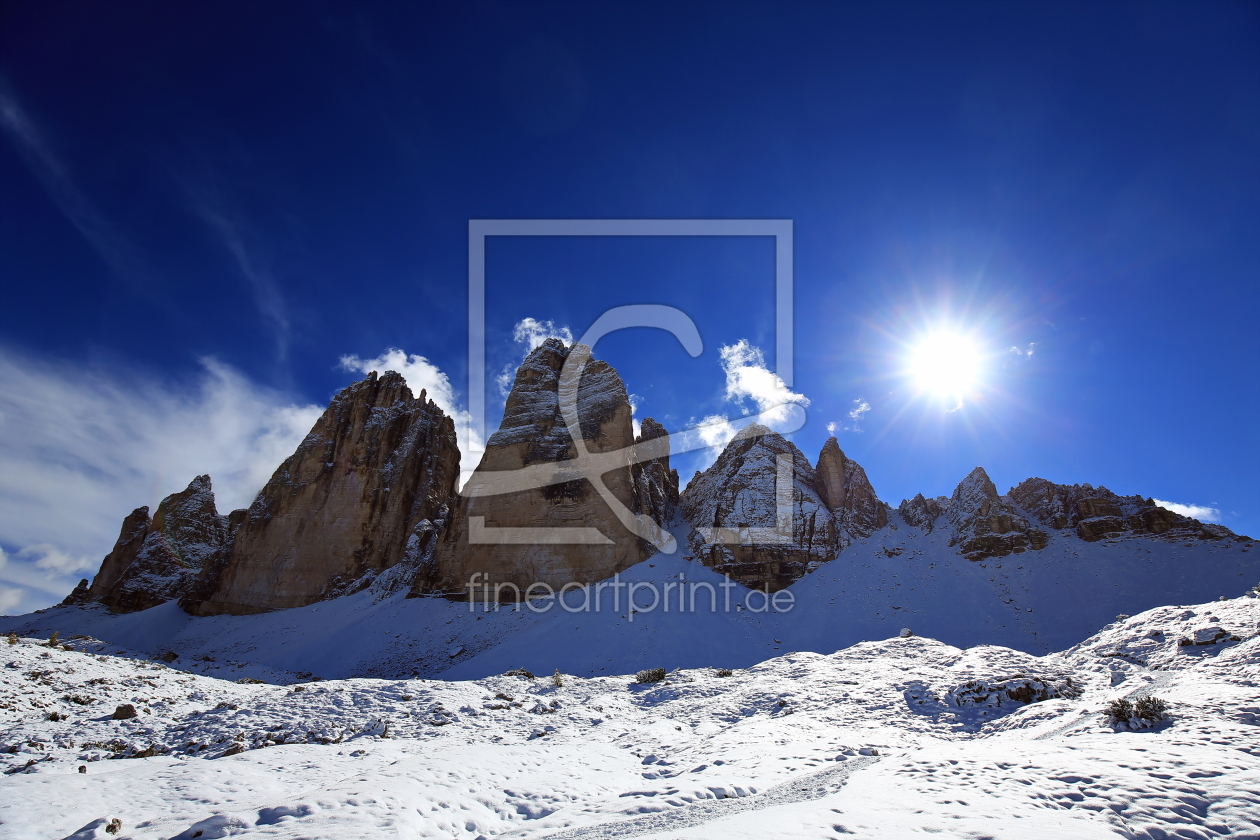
top-left (633, 417), bottom-right (680, 528)
top-left (681, 425), bottom-right (839, 592)
top-left (189, 371), bottom-right (460, 615)
top-left (898, 493), bottom-right (947, 532)
top-left (65, 476), bottom-right (233, 613)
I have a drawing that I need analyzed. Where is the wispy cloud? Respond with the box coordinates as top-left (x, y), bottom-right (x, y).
top-left (848, 399), bottom-right (871, 430)
top-left (184, 191), bottom-right (292, 364)
top-left (1007, 342), bottom-right (1036, 358)
top-left (0, 348), bottom-right (322, 615)
top-left (513, 317), bottom-right (573, 351)
top-left (1153, 499), bottom-right (1221, 523)
top-left (339, 348), bottom-right (484, 487)
top-left (0, 86), bottom-right (142, 279)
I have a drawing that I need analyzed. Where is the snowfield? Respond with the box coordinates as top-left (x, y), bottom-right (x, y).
top-left (2, 594), bottom-right (1258, 839)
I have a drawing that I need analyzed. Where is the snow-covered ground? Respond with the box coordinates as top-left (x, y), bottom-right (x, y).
top-left (2, 593), bottom-right (1257, 839)
top-left (3, 518), bottom-right (1256, 684)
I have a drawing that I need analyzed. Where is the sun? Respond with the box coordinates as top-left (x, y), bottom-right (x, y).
top-left (908, 332), bottom-right (982, 400)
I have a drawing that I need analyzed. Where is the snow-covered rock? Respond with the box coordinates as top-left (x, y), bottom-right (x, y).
top-left (1010, 476), bottom-right (1238, 543)
top-left (64, 477), bottom-right (233, 614)
top-left (681, 425), bottom-right (839, 591)
top-left (945, 467), bottom-right (1049, 561)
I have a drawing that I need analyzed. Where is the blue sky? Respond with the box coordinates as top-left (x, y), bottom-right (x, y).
top-left (1, 0), bottom-right (1257, 613)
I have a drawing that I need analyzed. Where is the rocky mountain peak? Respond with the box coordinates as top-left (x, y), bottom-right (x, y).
top-left (952, 466), bottom-right (999, 506)
top-left (414, 342), bottom-right (660, 599)
top-left (898, 493), bottom-right (947, 532)
top-left (187, 372), bottom-right (460, 615)
top-left (681, 428), bottom-right (838, 592)
top-left (65, 476), bottom-right (233, 613)
top-left (945, 467), bottom-right (1048, 562)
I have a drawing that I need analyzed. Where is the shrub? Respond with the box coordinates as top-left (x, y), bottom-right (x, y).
top-left (1106, 695), bottom-right (1169, 727)
top-left (46, 631), bottom-right (60, 647)
top-left (552, 669), bottom-right (564, 688)
top-left (715, 668), bottom-right (733, 677)
top-left (6, 632), bottom-right (15, 645)
top-left (1134, 696), bottom-right (1168, 722)
top-left (1105, 698), bottom-right (1133, 723)
top-left (635, 668), bottom-right (666, 684)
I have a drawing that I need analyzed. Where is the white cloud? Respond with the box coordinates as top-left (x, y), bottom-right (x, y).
top-left (628, 394), bottom-right (642, 439)
top-left (1007, 343), bottom-right (1036, 357)
top-left (826, 421), bottom-right (838, 435)
top-left (848, 399), bottom-right (871, 430)
top-left (338, 349), bottom-right (485, 487)
top-left (1153, 499), bottom-right (1222, 523)
top-left (680, 340), bottom-right (811, 473)
top-left (0, 348), bottom-right (323, 614)
top-left (718, 340), bottom-right (810, 427)
top-left (696, 414), bottom-right (739, 452)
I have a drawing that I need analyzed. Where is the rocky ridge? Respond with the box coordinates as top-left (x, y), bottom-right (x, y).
top-left (61, 346), bottom-right (1252, 618)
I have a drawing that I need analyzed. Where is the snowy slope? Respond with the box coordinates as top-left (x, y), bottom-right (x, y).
top-left (2, 593), bottom-right (1257, 839)
top-left (3, 519), bottom-right (1257, 682)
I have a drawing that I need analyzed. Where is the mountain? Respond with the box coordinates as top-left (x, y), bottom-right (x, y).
top-left (25, 343), bottom-right (1259, 681)
top-left (410, 338), bottom-right (677, 600)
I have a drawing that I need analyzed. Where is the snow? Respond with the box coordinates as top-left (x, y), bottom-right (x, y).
top-left (3, 518), bottom-right (1257, 686)
top-left (2, 591), bottom-right (1258, 839)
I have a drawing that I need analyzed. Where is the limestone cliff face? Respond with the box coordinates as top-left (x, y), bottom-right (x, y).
top-left (65, 476), bottom-right (234, 613)
top-left (190, 371), bottom-right (459, 615)
top-left (945, 468), bottom-right (1049, 561)
top-left (814, 437), bottom-right (889, 538)
top-left (1009, 478), bottom-right (1235, 543)
top-left (681, 425), bottom-right (839, 592)
top-left (413, 339), bottom-right (664, 599)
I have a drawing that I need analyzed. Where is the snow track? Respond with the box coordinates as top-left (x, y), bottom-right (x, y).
top-left (512, 756), bottom-right (880, 840)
